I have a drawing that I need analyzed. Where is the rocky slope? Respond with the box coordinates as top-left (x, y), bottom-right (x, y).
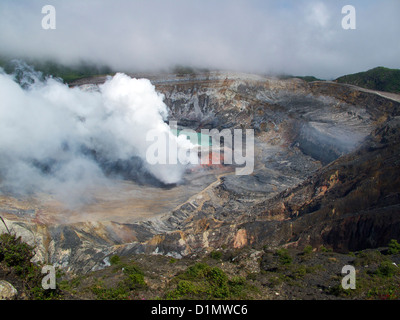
top-left (1, 71), bottom-right (400, 274)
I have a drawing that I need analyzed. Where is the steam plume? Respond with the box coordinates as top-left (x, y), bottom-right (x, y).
top-left (0, 62), bottom-right (192, 206)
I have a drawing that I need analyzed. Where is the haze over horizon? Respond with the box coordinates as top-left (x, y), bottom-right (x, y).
top-left (0, 0), bottom-right (399, 79)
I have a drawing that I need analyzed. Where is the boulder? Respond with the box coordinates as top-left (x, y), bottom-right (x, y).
top-left (0, 280), bottom-right (18, 300)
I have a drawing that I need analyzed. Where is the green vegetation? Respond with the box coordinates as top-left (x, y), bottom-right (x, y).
top-left (263, 248), bottom-right (324, 289)
top-left (109, 255), bottom-right (121, 265)
top-left (375, 261), bottom-right (398, 278)
top-left (0, 233), bottom-right (63, 299)
top-left (165, 262), bottom-right (255, 300)
top-left (278, 66), bottom-right (400, 91)
top-left (210, 250), bottom-right (223, 260)
top-left (0, 233), bottom-right (34, 275)
top-left (354, 249), bottom-right (389, 267)
top-left (328, 247), bottom-right (400, 299)
top-left (319, 245), bottom-right (333, 253)
top-left (90, 259), bottom-right (147, 300)
top-left (1, 231), bottom-right (399, 300)
top-left (171, 65), bottom-right (210, 77)
top-left (184, 262), bottom-right (209, 279)
top-left (329, 260), bottom-right (400, 299)
top-left (123, 264), bottom-right (147, 289)
top-left (0, 56), bottom-right (113, 84)
top-left (336, 66), bottom-right (400, 93)
top-left (296, 76), bottom-right (322, 82)
top-left (303, 245), bottom-right (313, 255)
top-left (277, 74), bottom-right (323, 82)
top-left (168, 257), bottom-right (177, 264)
top-left (172, 65), bottom-right (196, 76)
top-left (275, 248), bottom-right (292, 265)
top-left (388, 239), bottom-right (400, 255)
top-left (367, 284), bottom-right (400, 300)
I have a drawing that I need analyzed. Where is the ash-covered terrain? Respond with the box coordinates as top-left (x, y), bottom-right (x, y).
top-left (1, 70), bottom-right (400, 280)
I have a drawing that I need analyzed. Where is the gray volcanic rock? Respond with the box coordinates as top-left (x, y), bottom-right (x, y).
top-left (0, 280), bottom-right (18, 300)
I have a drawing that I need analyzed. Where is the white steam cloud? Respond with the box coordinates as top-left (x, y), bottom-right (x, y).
top-left (0, 63), bottom-right (194, 206)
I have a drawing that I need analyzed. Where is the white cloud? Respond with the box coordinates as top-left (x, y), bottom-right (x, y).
top-left (0, 0), bottom-right (399, 78)
top-left (308, 2), bottom-right (330, 28)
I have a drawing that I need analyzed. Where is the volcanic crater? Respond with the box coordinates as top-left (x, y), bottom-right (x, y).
top-left (1, 71), bottom-right (400, 273)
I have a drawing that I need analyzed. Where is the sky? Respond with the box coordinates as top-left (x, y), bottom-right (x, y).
top-left (0, 0), bottom-right (399, 79)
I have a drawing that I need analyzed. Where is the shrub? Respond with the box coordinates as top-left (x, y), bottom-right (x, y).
top-left (91, 280), bottom-right (131, 300)
top-left (354, 250), bottom-right (388, 266)
top-left (246, 272), bottom-right (258, 281)
top-left (388, 239), bottom-right (400, 255)
top-left (176, 280), bottom-right (199, 296)
top-left (303, 245), bottom-right (313, 255)
top-left (169, 258), bottom-right (177, 264)
top-left (109, 255), bottom-right (121, 265)
top-left (123, 264), bottom-right (144, 276)
top-left (267, 275), bottom-right (284, 288)
top-left (0, 233), bottom-right (35, 276)
top-left (123, 264), bottom-right (146, 290)
top-left (228, 276), bottom-right (246, 297)
top-left (167, 263), bottom-right (252, 300)
top-left (291, 265), bottom-right (307, 279)
top-left (206, 267), bottom-right (228, 286)
top-left (173, 65), bottom-right (196, 76)
top-left (276, 248), bottom-right (292, 265)
top-left (0, 233), bottom-right (63, 299)
top-left (367, 285), bottom-right (400, 300)
top-left (328, 283), bottom-right (353, 297)
top-left (165, 280), bottom-right (205, 300)
top-left (319, 245), bottom-right (332, 253)
top-left (210, 250), bottom-right (222, 260)
top-left (205, 267), bottom-right (230, 298)
top-left (375, 261), bottom-right (398, 278)
top-left (185, 263), bottom-right (210, 279)
top-left (91, 263), bottom-right (147, 300)
top-left (0, 234), bottom-right (34, 265)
